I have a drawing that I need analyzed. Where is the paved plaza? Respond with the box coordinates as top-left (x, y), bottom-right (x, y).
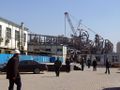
top-left (0, 67), bottom-right (120, 90)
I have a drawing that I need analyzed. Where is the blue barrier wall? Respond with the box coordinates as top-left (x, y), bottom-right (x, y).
top-left (0, 54), bottom-right (63, 64)
top-left (0, 54), bottom-right (13, 64)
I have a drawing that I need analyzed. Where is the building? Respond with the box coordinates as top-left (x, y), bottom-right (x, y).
top-left (0, 17), bottom-right (28, 54)
top-left (28, 44), bottom-right (67, 63)
top-left (87, 53), bottom-right (120, 65)
top-left (117, 42), bottom-right (120, 53)
top-left (28, 33), bottom-right (68, 63)
top-left (28, 43), bottom-right (67, 62)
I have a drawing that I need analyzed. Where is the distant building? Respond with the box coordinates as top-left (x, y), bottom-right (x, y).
top-left (85, 53), bottom-right (120, 65)
top-left (0, 17), bottom-right (28, 54)
top-left (28, 33), bottom-right (67, 63)
top-left (116, 42), bottom-right (120, 53)
top-left (28, 44), bottom-right (67, 63)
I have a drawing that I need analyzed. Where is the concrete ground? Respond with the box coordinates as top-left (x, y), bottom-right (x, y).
top-left (1, 67), bottom-right (120, 90)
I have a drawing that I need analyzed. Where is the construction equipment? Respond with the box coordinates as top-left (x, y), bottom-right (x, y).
top-left (64, 12), bottom-right (77, 37)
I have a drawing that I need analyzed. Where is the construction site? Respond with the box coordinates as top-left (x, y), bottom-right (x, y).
top-left (27, 12), bottom-right (114, 65)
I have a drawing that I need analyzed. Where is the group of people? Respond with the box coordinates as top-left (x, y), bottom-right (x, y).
top-left (54, 56), bottom-right (71, 77)
top-left (80, 57), bottom-right (111, 74)
top-left (5, 50), bottom-right (111, 90)
top-left (54, 55), bottom-right (111, 76)
top-left (6, 49), bottom-right (67, 90)
top-left (80, 57), bottom-right (97, 71)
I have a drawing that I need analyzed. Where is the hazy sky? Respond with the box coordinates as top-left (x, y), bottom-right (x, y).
top-left (0, 0), bottom-right (120, 51)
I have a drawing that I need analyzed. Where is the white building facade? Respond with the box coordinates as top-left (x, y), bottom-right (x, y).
top-left (0, 17), bottom-right (28, 54)
top-left (117, 42), bottom-right (120, 53)
top-left (41, 45), bottom-right (67, 63)
top-left (28, 44), bottom-right (67, 63)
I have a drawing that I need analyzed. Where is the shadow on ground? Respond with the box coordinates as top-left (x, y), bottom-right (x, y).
top-left (0, 72), bottom-right (44, 75)
top-left (97, 73), bottom-right (106, 75)
top-left (103, 87), bottom-right (120, 90)
top-left (116, 72), bottom-right (120, 73)
top-left (20, 72), bottom-right (44, 75)
top-left (41, 75), bottom-right (56, 78)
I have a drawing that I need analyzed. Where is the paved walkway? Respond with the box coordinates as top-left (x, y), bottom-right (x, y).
top-left (0, 67), bottom-right (120, 90)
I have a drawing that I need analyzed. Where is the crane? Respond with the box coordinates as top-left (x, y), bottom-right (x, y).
top-left (64, 12), bottom-right (77, 36)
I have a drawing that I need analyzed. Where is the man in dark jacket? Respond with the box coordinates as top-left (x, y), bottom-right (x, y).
top-left (105, 58), bottom-right (110, 74)
top-left (65, 57), bottom-right (71, 73)
top-left (6, 50), bottom-right (21, 90)
top-left (87, 58), bottom-right (91, 68)
top-left (81, 57), bottom-right (85, 71)
top-left (54, 57), bottom-right (62, 77)
top-left (92, 59), bottom-right (97, 71)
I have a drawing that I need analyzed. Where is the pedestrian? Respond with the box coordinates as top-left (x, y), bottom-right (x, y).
top-left (92, 59), bottom-right (97, 71)
top-left (73, 53), bottom-right (77, 62)
top-left (6, 49), bottom-right (21, 90)
top-left (87, 58), bottom-right (91, 68)
top-left (105, 58), bottom-right (110, 74)
top-left (65, 57), bottom-right (70, 73)
top-left (81, 57), bottom-right (85, 71)
top-left (54, 57), bottom-right (62, 77)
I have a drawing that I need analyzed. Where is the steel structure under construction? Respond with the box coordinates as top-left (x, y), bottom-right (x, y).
top-left (28, 12), bottom-right (113, 63)
top-left (64, 12), bottom-right (113, 54)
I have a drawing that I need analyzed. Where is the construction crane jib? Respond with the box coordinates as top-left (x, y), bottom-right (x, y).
top-left (64, 12), bottom-right (77, 36)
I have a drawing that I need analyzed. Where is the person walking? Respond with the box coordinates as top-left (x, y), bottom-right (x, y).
top-left (105, 58), bottom-right (110, 74)
top-left (65, 57), bottom-right (70, 73)
top-left (6, 50), bottom-right (21, 90)
top-left (87, 58), bottom-right (91, 68)
top-left (92, 59), bottom-right (97, 71)
top-left (81, 57), bottom-right (85, 71)
top-left (54, 57), bottom-right (62, 77)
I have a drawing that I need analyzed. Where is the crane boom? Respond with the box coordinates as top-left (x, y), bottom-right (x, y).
top-left (64, 12), bottom-right (77, 36)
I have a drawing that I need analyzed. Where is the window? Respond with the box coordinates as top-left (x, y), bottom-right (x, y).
top-left (112, 56), bottom-right (114, 62)
top-left (24, 33), bottom-right (26, 42)
top-left (0, 25), bottom-right (2, 37)
top-left (20, 61), bottom-right (28, 65)
top-left (15, 30), bottom-right (20, 41)
top-left (115, 56), bottom-right (118, 62)
top-left (46, 49), bottom-right (51, 51)
top-left (5, 50), bottom-right (11, 54)
top-left (6, 27), bottom-right (11, 39)
top-left (0, 50), bottom-right (2, 53)
top-left (57, 49), bottom-right (62, 52)
top-left (112, 56), bottom-right (119, 62)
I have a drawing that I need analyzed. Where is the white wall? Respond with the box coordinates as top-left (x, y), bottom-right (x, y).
top-left (0, 21), bottom-right (28, 51)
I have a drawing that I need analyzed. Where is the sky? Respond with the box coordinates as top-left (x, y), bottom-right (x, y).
top-left (0, 0), bottom-right (120, 51)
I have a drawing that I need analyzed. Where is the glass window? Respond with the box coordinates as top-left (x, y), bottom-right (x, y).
top-left (24, 33), bottom-right (26, 42)
top-left (112, 56), bottom-right (114, 62)
top-left (115, 56), bottom-right (118, 62)
top-left (57, 49), bottom-right (62, 52)
top-left (15, 30), bottom-right (20, 41)
top-left (4, 51), bottom-right (11, 54)
top-left (6, 27), bottom-right (11, 39)
top-left (20, 61), bottom-right (27, 65)
top-left (46, 49), bottom-right (51, 51)
top-left (0, 25), bottom-right (2, 37)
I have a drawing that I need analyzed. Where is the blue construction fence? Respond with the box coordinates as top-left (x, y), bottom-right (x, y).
top-left (0, 54), bottom-right (64, 64)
